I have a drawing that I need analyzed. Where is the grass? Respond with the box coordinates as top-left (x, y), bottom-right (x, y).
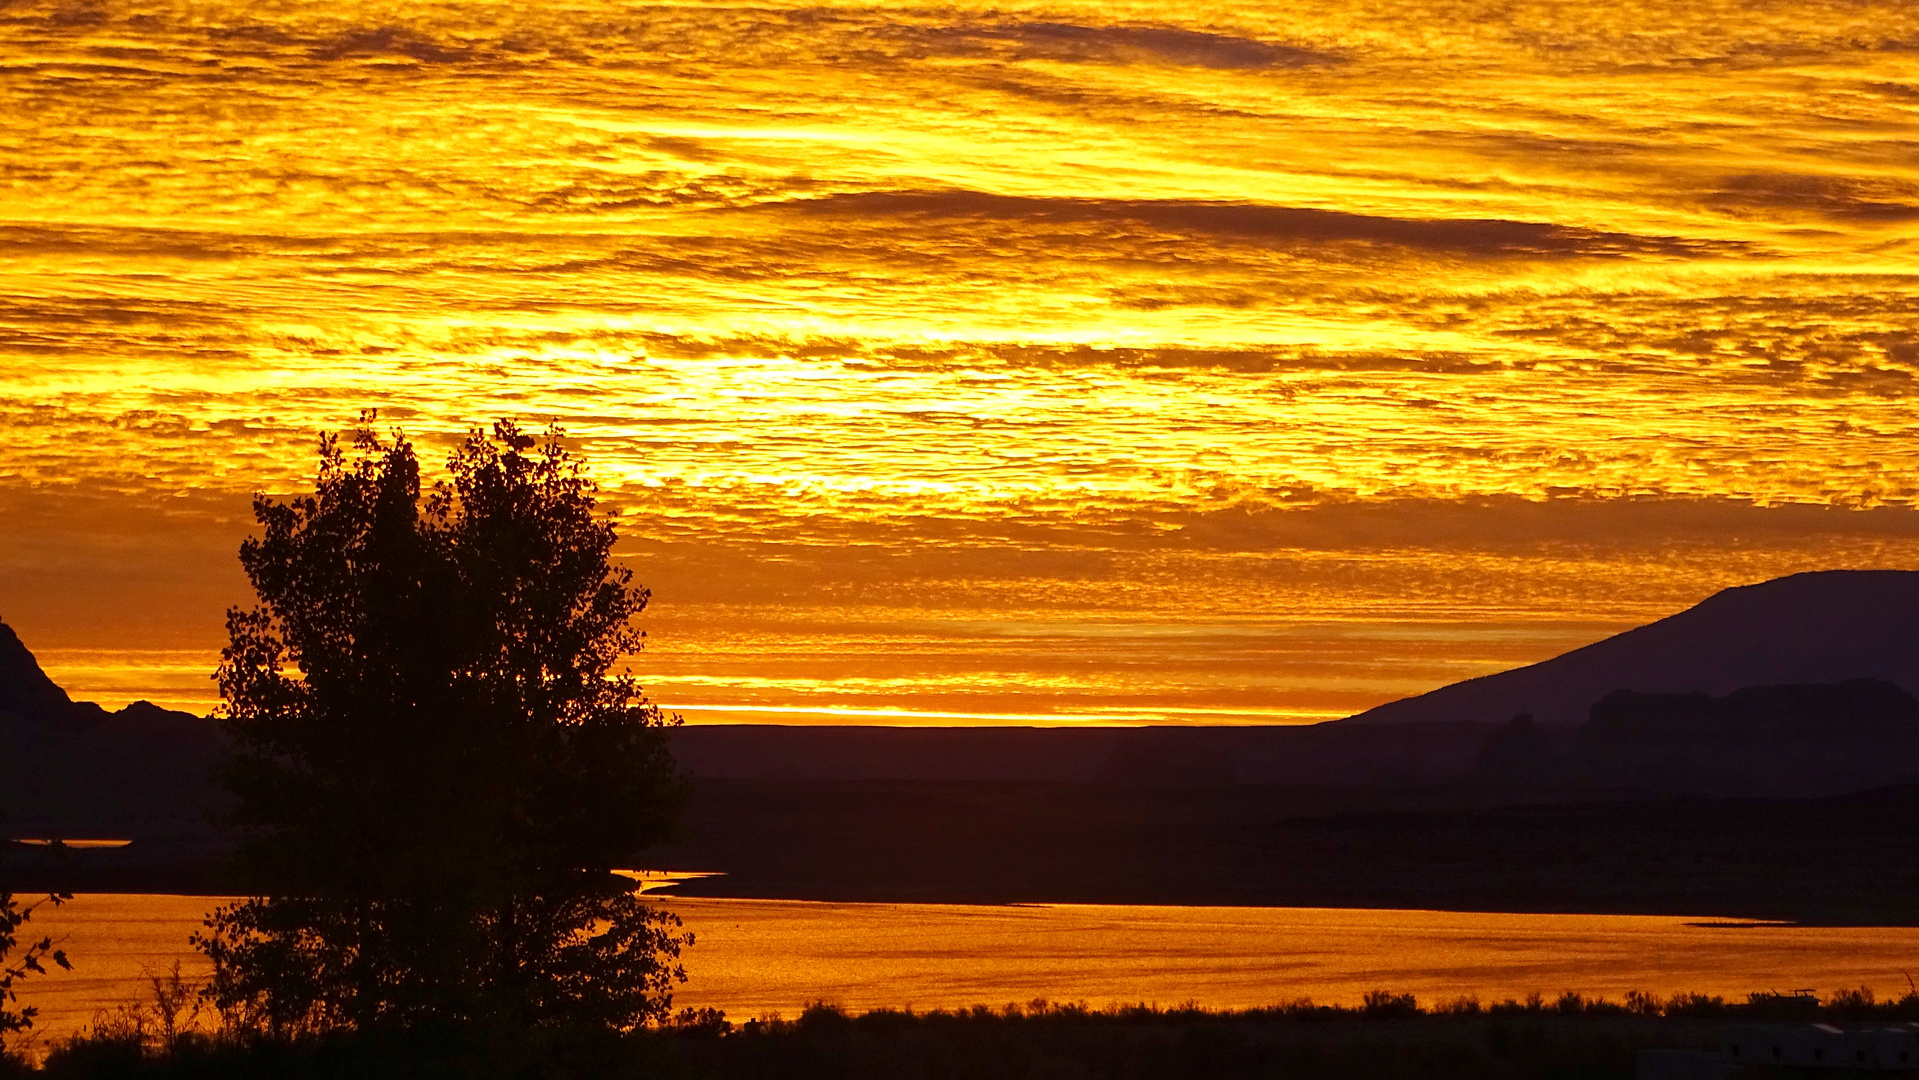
top-left (7, 986), bottom-right (1918, 1079)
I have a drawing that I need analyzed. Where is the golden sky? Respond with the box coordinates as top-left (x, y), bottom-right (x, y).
top-left (5, 0), bottom-right (1919, 721)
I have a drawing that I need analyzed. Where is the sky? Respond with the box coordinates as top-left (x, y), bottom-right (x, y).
top-left (4, 0), bottom-right (1919, 722)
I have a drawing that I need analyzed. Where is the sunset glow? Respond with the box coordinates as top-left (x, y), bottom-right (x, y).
top-left (6, 0), bottom-right (1919, 719)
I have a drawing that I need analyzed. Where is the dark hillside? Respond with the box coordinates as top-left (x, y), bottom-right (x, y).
top-left (656, 779), bottom-right (1919, 923)
top-left (11, 573), bottom-right (1919, 921)
top-left (0, 619), bottom-right (226, 844)
top-left (1341, 570), bottom-right (1919, 729)
top-left (669, 722), bottom-right (1495, 786)
top-left (1469, 679), bottom-right (1919, 796)
top-left (0, 619), bottom-right (74, 717)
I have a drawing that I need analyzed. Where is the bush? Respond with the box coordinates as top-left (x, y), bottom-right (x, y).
top-left (1359, 991), bottom-right (1418, 1019)
top-left (28, 984), bottom-right (1916, 1079)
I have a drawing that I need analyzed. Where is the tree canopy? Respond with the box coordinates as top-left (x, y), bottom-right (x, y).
top-left (197, 417), bottom-right (686, 1034)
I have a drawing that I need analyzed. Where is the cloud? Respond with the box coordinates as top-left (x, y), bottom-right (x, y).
top-left (1709, 172), bottom-right (1919, 223)
top-left (308, 26), bottom-right (476, 64)
top-left (902, 22), bottom-right (1340, 70)
top-left (778, 189), bottom-right (1761, 260)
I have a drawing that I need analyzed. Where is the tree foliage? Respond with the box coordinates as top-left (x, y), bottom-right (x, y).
top-left (196, 417), bottom-right (687, 1034)
top-left (1, 843), bottom-right (71, 1042)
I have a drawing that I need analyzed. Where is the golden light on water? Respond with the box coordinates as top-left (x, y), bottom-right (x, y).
top-left (20, 894), bottom-right (1919, 1037)
top-left (5, 0), bottom-right (1919, 718)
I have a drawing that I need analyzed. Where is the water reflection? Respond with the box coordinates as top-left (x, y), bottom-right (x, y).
top-left (14, 895), bottom-right (1919, 1040)
top-left (613, 869), bottom-right (725, 894)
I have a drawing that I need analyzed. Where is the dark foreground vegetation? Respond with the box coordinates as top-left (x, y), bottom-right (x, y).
top-left (12, 988), bottom-right (1919, 1080)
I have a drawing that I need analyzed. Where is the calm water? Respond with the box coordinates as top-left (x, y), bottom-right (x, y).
top-left (12, 895), bottom-right (1919, 1042)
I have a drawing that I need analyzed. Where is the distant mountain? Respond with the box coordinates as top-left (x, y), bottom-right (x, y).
top-left (1471, 678), bottom-right (1919, 796)
top-left (0, 618), bottom-right (227, 840)
top-left (670, 721), bottom-right (1494, 786)
top-left (0, 620), bottom-right (74, 718)
top-left (7, 569), bottom-right (1919, 858)
top-left (1339, 570), bottom-right (1919, 729)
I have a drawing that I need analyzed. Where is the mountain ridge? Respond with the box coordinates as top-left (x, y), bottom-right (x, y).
top-left (0, 619), bottom-right (226, 840)
top-left (6, 569), bottom-right (1919, 840)
top-left (1337, 569), bottom-right (1919, 728)
top-left (0, 617), bottom-right (75, 718)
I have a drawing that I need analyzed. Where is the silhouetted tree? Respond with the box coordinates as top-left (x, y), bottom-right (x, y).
top-left (1, 840), bottom-right (71, 1044)
top-left (195, 416), bottom-right (687, 1035)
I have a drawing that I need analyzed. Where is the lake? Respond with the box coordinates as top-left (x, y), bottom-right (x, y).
top-left (12, 895), bottom-right (1919, 1044)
